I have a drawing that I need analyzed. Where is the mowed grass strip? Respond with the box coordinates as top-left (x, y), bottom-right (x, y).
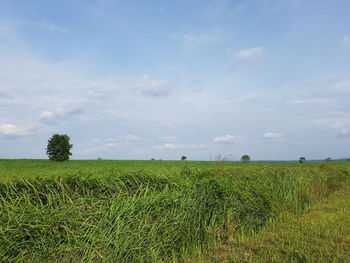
top-left (197, 186), bottom-right (350, 263)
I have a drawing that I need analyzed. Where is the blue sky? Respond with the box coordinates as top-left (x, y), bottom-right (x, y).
top-left (0, 0), bottom-right (350, 160)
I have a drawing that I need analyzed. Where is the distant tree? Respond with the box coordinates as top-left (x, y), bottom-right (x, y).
top-left (325, 157), bottom-right (332, 161)
top-left (181, 156), bottom-right (187, 161)
top-left (241, 155), bottom-right (250, 162)
top-left (150, 158), bottom-right (155, 161)
top-left (46, 134), bottom-right (73, 162)
top-left (299, 156), bottom-right (306, 163)
top-left (97, 157), bottom-right (102, 160)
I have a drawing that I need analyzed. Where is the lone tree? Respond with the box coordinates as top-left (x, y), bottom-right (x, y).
top-left (181, 155), bottom-right (187, 161)
top-left (299, 156), bottom-right (306, 163)
top-left (46, 134), bottom-right (73, 162)
top-left (241, 155), bottom-right (250, 162)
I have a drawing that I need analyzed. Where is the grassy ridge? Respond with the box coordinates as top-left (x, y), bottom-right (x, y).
top-left (0, 160), bottom-right (349, 262)
top-left (198, 185), bottom-right (350, 263)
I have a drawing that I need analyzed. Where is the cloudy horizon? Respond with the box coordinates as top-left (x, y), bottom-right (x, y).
top-left (1, 0), bottom-right (350, 161)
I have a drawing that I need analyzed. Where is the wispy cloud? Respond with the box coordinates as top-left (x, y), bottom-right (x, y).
top-left (256, 0), bottom-right (303, 14)
top-left (0, 24), bottom-right (18, 45)
top-left (135, 76), bottom-right (170, 97)
top-left (124, 134), bottom-right (140, 140)
top-left (290, 98), bottom-right (326, 105)
top-left (152, 143), bottom-right (207, 151)
top-left (311, 116), bottom-right (350, 129)
top-left (158, 136), bottom-right (177, 142)
top-left (171, 30), bottom-right (224, 49)
top-left (83, 143), bottom-right (119, 153)
top-left (0, 90), bottom-right (11, 99)
top-left (232, 47), bottom-right (265, 60)
top-left (212, 135), bottom-right (243, 143)
top-left (261, 132), bottom-right (283, 139)
top-left (344, 35), bottom-right (350, 47)
top-left (337, 129), bottom-right (350, 138)
top-left (39, 108), bottom-right (82, 121)
top-left (19, 19), bottom-right (68, 33)
top-left (199, 0), bottom-right (247, 20)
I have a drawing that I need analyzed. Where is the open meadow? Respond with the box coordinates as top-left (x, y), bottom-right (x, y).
top-left (0, 159), bottom-right (349, 262)
top-left (2, 1), bottom-right (350, 262)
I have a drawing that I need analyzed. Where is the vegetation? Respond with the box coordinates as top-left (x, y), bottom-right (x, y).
top-left (241, 155), bottom-right (251, 162)
top-left (299, 156), bottom-right (306, 163)
top-left (198, 185), bottom-right (350, 263)
top-left (0, 159), bottom-right (349, 262)
top-left (46, 134), bottom-right (73, 162)
top-left (181, 155), bottom-right (187, 161)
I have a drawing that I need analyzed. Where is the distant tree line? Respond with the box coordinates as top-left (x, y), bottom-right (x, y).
top-left (45, 134), bottom-right (344, 164)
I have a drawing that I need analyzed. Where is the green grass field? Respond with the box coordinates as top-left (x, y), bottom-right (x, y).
top-left (195, 185), bottom-right (350, 263)
top-left (0, 159), bottom-right (349, 262)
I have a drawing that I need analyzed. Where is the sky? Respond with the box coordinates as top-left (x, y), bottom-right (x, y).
top-left (0, 0), bottom-right (350, 161)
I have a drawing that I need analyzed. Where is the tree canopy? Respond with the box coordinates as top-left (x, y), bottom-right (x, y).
top-left (241, 155), bottom-right (250, 162)
top-left (46, 134), bottom-right (73, 162)
top-left (299, 156), bottom-right (306, 163)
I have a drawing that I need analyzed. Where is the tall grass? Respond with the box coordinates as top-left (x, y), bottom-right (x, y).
top-left (0, 162), bottom-right (349, 262)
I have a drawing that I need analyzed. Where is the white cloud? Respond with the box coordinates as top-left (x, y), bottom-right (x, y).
top-left (213, 135), bottom-right (243, 144)
top-left (39, 108), bottom-right (82, 121)
top-left (233, 47), bottom-right (265, 60)
top-left (152, 143), bottom-right (207, 151)
top-left (261, 132), bottom-right (283, 139)
top-left (136, 76), bottom-right (170, 97)
top-left (39, 109), bottom-right (66, 120)
top-left (344, 35), bottom-right (350, 47)
top-left (0, 123), bottom-right (29, 136)
top-left (124, 134), bottom-right (140, 140)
